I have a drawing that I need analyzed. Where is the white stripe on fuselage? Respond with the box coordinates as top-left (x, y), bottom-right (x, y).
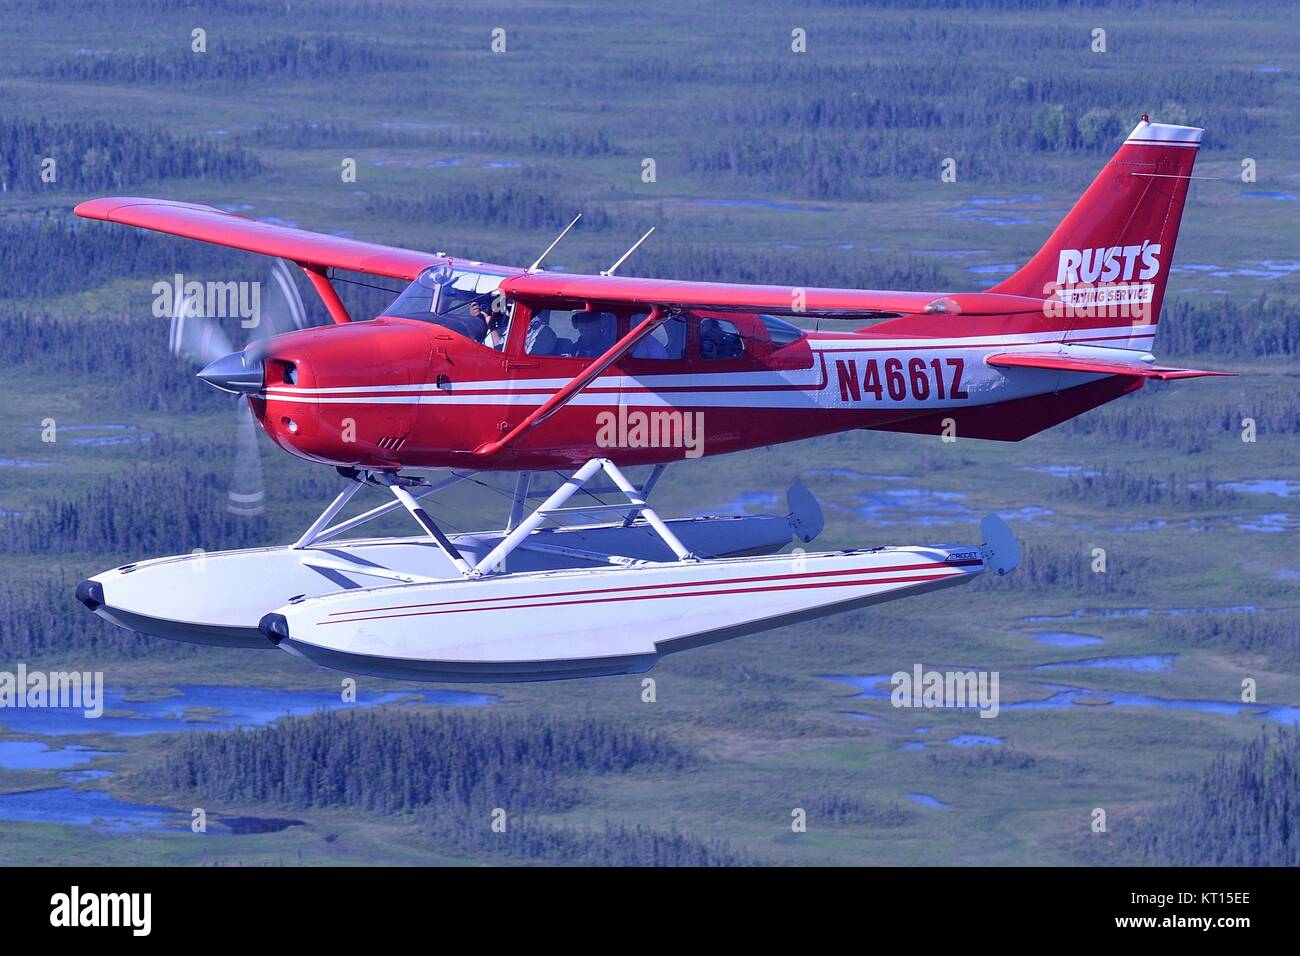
top-left (263, 326), bottom-right (1150, 412)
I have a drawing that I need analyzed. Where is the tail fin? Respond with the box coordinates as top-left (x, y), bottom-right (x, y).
top-left (989, 116), bottom-right (1201, 349)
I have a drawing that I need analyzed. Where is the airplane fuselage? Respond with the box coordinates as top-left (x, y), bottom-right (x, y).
top-left (252, 312), bottom-right (1151, 471)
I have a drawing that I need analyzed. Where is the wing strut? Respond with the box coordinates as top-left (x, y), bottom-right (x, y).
top-left (301, 265), bottom-right (353, 324)
top-left (473, 457), bottom-right (695, 574)
top-left (474, 306), bottom-right (667, 458)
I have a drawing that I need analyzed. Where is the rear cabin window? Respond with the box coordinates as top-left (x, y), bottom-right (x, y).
top-left (759, 314), bottom-right (805, 347)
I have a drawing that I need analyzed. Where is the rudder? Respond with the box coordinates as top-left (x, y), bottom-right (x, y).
top-left (988, 116), bottom-right (1201, 349)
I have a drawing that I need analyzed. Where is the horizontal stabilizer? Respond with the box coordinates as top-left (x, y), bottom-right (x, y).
top-left (986, 351), bottom-right (1232, 380)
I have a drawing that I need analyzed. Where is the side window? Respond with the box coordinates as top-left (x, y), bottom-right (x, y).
top-left (629, 312), bottom-right (686, 360)
top-left (525, 309), bottom-right (576, 356)
top-left (525, 310), bottom-right (618, 357)
top-left (699, 318), bottom-right (745, 360)
top-left (568, 311), bottom-right (618, 357)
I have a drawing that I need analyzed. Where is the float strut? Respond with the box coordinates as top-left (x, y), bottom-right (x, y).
top-left (376, 473), bottom-right (476, 577)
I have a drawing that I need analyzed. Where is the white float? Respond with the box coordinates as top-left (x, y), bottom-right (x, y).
top-left (77, 460), bottom-right (1018, 682)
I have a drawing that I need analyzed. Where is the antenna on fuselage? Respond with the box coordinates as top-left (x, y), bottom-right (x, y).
top-left (601, 227), bottom-right (655, 276)
top-left (528, 214), bottom-right (582, 272)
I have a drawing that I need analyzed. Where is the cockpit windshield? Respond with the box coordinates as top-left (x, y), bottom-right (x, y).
top-left (382, 265), bottom-right (512, 342)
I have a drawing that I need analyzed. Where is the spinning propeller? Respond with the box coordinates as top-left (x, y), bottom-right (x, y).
top-left (168, 259), bottom-right (310, 516)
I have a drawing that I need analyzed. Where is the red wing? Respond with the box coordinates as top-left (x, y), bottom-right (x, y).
top-left (498, 272), bottom-right (1047, 318)
top-left (75, 197), bottom-right (519, 281)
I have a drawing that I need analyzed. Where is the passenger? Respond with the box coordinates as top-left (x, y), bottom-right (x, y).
top-left (700, 318), bottom-right (742, 359)
top-left (570, 312), bottom-right (616, 357)
top-left (478, 301), bottom-right (509, 350)
top-left (700, 318), bottom-right (724, 359)
top-left (525, 311), bottom-right (559, 355)
top-left (631, 334), bottom-right (668, 359)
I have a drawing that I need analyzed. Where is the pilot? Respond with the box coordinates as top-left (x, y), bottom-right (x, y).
top-left (467, 301), bottom-right (491, 343)
top-left (570, 312), bottom-right (616, 357)
top-left (525, 311), bottom-right (559, 355)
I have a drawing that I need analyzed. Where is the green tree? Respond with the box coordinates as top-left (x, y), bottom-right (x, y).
top-left (1076, 107), bottom-right (1119, 150)
top-left (1033, 104), bottom-right (1068, 151)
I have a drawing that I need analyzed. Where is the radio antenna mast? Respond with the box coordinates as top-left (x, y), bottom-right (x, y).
top-left (602, 227), bottom-right (656, 276)
top-left (528, 214), bottom-right (582, 272)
